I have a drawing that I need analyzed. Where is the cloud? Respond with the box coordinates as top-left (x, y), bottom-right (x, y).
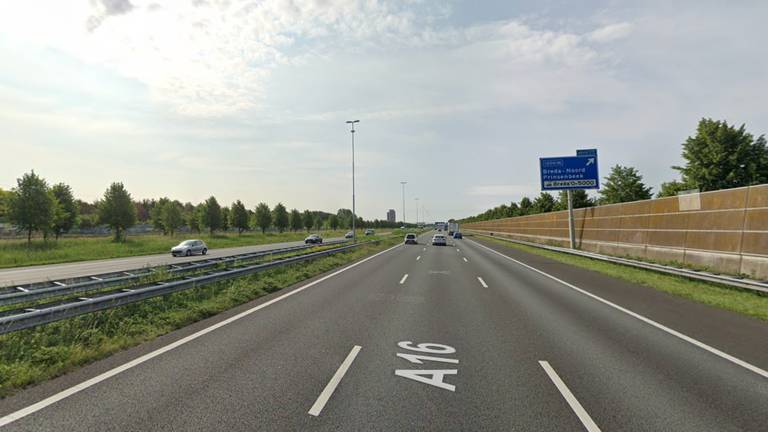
top-left (87, 0), bottom-right (134, 31)
top-left (588, 22), bottom-right (633, 43)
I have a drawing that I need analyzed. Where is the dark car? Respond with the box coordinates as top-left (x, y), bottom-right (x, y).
top-left (453, 232), bottom-right (463, 239)
top-left (404, 233), bottom-right (418, 244)
top-left (305, 234), bottom-right (323, 244)
top-left (364, 229), bottom-right (375, 236)
top-left (344, 231), bottom-right (354, 239)
top-left (448, 230), bottom-right (454, 236)
top-left (171, 239), bottom-right (208, 257)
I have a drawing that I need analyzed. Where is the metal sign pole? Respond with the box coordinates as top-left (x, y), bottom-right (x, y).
top-left (567, 189), bottom-right (576, 249)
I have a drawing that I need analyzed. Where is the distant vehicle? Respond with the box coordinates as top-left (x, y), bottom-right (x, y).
top-left (434, 222), bottom-right (447, 231)
top-left (344, 231), bottom-right (354, 239)
top-left (448, 230), bottom-right (454, 236)
top-left (448, 222), bottom-right (459, 234)
top-left (400, 226), bottom-right (406, 229)
top-left (453, 232), bottom-right (463, 239)
top-left (431, 234), bottom-right (447, 246)
top-left (364, 229), bottom-right (375, 236)
top-left (404, 233), bottom-right (418, 244)
top-left (305, 234), bottom-right (323, 244)
top-left (171, 239), bottom-right (208, 257)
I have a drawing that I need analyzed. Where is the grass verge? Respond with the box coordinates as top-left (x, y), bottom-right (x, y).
top-left (0, 230), bottom-right (353, 269)
top-left (478, 236), bottom-right (768, 322)
top-left (0, 236), bottom-right (400, 398)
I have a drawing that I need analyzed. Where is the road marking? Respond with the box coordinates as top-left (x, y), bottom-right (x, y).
top-left (469, 239), bottom-right (768, 379)
top-left (400, 274), bottom-right (409, 284)
top-left (463, 257), bottom-right (468, 263)
top-left (416, 256), bottom-right (421, 261)
top-left (0, 244), bottom-right (401, 428)
top-left (308, 345), bottom-right (362, 416)
top-left (477, 277), bottom-right (488, 288)
top-left (539, 361), bottom-right (601, 432)
top-left (15, 287), bottom-right (28, 292)
top-left (423, 247), bottom-right (426, 251)
top-left (456, 248), bottom-right (460, 252)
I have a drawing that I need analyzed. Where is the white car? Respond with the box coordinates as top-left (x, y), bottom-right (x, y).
top-left (431, 234), bottom-right (447, 246)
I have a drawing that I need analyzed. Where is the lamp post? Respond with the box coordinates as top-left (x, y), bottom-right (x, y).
top-left (414, 197), bottom-right (420, 226)
top-left (400, 181), bottom-right (407, 226)
top-left (346, 120), bottom-right (360, 241)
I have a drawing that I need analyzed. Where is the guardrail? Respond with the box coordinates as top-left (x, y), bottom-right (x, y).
top-left (0, 240), bottom-right (349, 307)
top-left (0, 240), bottom-right (383, 335)
top-left (470, 232), bottom-right (768, 294)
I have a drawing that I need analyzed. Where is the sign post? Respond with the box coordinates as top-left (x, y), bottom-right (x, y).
top-left (539, 150), bottom-right (600, 249)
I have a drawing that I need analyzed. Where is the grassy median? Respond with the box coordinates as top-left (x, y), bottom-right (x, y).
top-left (478, 236), bottom-right (768, 322)
top-left (0, 230), bottom-right (353, 269)
top-left (0, 236), bottom-right (401, 398)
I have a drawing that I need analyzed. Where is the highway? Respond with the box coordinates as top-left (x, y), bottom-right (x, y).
top-left (0, 237), bottom-right (345, 287)
top-left (0, 231), bottom-right (766, 431)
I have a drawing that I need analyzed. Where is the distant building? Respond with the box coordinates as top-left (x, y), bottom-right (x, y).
top-left (387, 209), bottom-right (396, 223)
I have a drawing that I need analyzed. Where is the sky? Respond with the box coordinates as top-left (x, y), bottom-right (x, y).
top-left (1, 0), bottom-right (767, 222)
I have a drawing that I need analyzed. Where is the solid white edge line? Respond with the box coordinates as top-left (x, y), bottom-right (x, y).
top-left (0, 244), bottom-right (402, 428)
top-left (308, 345), bottom-right (362, 416)
top-left (469, 239), bottom-right (768, 379)
top-left (400, 274), bottom-right (409, 284)
top-left (539, 361), bottom-right (601, 432)
top-left (477, 276), bottom-right (489, 288)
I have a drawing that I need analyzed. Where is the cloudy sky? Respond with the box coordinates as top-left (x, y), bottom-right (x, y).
top-left (1, 0), bottom-right (766, 222)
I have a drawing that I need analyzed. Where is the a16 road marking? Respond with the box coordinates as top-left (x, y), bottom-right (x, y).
top-left (395, 342), bottom-right (459, 392)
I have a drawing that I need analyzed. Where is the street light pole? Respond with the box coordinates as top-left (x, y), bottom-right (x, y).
top-left (400, 181), bottom-right (407, 226)
top-left (346, 120), bottom-right (360, 241)
top-left (414, 197), bottom-right (419, 226)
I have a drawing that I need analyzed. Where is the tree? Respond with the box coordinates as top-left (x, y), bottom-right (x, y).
top-left (657, 180), bottom-right (694, 198)
top-left (557, 190), bottom-right (594, 210)
top-left (160, 201), bottom-right (184, 236)
top-left (303, 210), bottom-right (314, 232)
top-left (329, 214), bottom-right (339, 230)
top-left (255, 202), bottom-right (272, 234)
top-left (0, 187), bottom-right (12, 222)
top-left (199, 196), bottom-right (222, 235)
top-left (188, 205), bottom-right (202, 233)
top-left (150, 198), bottom-right (170, 234)
top-left (50, 183), bottom-right (78, 240)
top-left (97, 182), bottom-right (137, 242)
top-left (7, 171), bottom-right (55, 245)
top-left (598, 165), bottom-right (652, 204)
top-left (289, 208), bottom-right (303, 232)
top-left (231, 200), bottom-right (249, 234)
top-left (272, 203), bottom-right (289, 233)
top-left (221, 207), bottom-right (230, 232)
top-left (675, 118), bottom-right (768, 192)
top-left (518, 197), bottom-right (533, 216)
top-left (532, 192), bottom-right (557, 214)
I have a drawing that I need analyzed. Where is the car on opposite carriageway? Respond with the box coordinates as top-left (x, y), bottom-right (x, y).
top-left (171, 239), bottom-right (208, 257)
top-left (404, 233), bottom-right (418, 244)
top-left (305, 234), bottom-right (323, 244)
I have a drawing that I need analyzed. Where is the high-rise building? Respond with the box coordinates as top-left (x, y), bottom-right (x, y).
top-left (386, 209), bottom-right (396, 223)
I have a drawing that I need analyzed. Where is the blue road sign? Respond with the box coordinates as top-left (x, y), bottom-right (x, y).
top-left (576, 148), bottom-right (597, 157)
top-left (540, 152), bottom-right (600, 190)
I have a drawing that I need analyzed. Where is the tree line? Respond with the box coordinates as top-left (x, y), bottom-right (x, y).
top-left (461, 118), bottom-right (768, 223)
top-left (0, 175), bottom-right (403, 245)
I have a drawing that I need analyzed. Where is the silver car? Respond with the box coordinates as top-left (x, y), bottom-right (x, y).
top-left (171, 239), bottom-right (208, 257)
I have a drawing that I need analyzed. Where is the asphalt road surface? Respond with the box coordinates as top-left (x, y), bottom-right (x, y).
top-left (0, 237), bottom-right (345, 286)
top-left (1, 232), bottom-right (766, 431)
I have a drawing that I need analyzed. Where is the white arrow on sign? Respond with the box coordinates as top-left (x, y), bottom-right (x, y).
top-left (586, 158), bottom-right (595, 166)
